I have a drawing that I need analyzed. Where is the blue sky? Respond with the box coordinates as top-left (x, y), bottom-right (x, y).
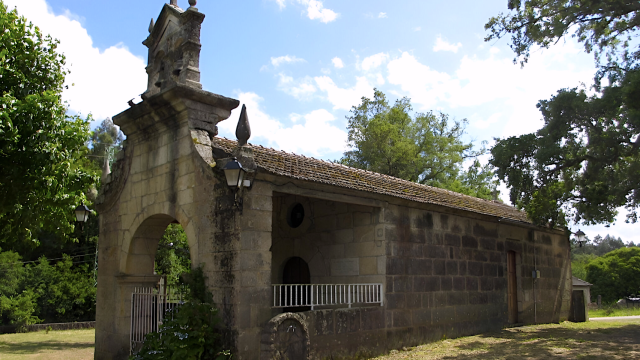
top-left (6, 0), bottom-right (637, 244)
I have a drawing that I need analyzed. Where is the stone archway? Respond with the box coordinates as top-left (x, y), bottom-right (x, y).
top-left (261, 313), bottom-right (310, 360)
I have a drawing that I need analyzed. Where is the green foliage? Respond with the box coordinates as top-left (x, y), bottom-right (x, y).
top-left (490, 67), bottom-right (640, 226)
top-left (155, 224), bottom-right (191, 287)
top-left (132, 267), bottom-right (230, 360)
top-left (586, 247), bottom-right (640, 303)
top-left (0, 248), bottom-right (26, 296)
top-left (0, 249), bottom-right (40, 330)
top-left (0, 249), bottom-right (96, 326)
top-left (27, 254), bottom-right (96, 323)
top-left (340, 89), bottom-right (497, 200)
top-left (571, 253), bottom-right (598, 280)
top-left (0, 2), bottom-right (97, 245)
top-left (0, 290), bottom-right (40, 331)
top-left (484, 0), bottom-right (639, 74)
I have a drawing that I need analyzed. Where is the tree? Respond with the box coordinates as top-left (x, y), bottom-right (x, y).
top-left (485, 0), bottom-right (639, 77)
top-left (571, 253), bottom-right (598, 280)
top-left (586, 247), bottom-right (640, 303)
top-left (0, 3), bottom-right (97, 244)
top-left (486, 1), bottom-right (640, 226)
top-left (340, 89), bottom-right (497, 200)
top-left (88, 117), bottom-right (124, 171)
top-left (155, 224), bottom-right (191, 287)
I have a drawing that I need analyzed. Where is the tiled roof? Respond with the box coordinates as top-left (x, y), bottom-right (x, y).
top-left (572, 277), bottom-right (592, 286)
top-left (212, 137), bottom-right (530, 223)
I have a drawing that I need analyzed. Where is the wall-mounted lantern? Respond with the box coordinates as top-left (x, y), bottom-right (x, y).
top-left (75, 204), bottom-right (91, 223)
top-left (222, 157), bottom-right (252, 212)
top-left (222, 157), bottom-right (252, 189)
top-left (574, 229), bottom-right (587, 247)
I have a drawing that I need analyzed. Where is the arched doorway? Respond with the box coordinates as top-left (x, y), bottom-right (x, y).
top-left (125, 215), bottom-right (193, 354)
top-left (282, 257), bottom-right (310, 312)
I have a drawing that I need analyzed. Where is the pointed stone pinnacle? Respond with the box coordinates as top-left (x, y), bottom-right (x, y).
top-left (148, 18), bottom-right (155, 33)
top-left (236, 104), bottom-right (251, 147)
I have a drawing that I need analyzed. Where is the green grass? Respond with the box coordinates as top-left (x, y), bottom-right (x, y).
top-left (590, 306), bottom-right (640, 318)
top-left (0, 329), bottom-right (94, 360)
top-left (371, 320), bottom-right (640, 359)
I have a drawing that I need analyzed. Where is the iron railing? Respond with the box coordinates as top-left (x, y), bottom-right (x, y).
top-left (272, 283), bottom-right (383, 310)
top-left (130, 286), bottom-right (183, 355)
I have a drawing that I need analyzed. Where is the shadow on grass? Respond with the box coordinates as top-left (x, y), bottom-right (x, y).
top-left (443, 323), bottom-right (640, 359)
top-left (0, 340), bottom-right (94, 355)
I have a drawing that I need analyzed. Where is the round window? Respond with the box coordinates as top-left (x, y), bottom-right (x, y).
top-left (287, 203), bottom-right (305, 228)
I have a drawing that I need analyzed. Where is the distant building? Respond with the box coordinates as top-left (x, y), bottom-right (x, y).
top-left (571, 276), bottom-right (592, 322)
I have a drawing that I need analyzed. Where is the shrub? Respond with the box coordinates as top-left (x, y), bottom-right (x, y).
top-left (131, 267), bottom-right (231, 360)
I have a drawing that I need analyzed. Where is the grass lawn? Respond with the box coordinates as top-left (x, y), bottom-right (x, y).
top-left (590, 306), bottom-right (640, 318)
top-left (370, 320), bottom-right (640, 359)
top-left (0, 329), bottom-right (95, 360)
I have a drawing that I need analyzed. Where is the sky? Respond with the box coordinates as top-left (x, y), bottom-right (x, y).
top-left (5, 0), bottom-right (638, 244)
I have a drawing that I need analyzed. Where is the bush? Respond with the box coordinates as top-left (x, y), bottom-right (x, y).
top-left (132, 267), bottom-right (231, 360)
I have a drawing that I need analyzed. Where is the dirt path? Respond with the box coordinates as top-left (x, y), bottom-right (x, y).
top-left (590, 315), bottom-right (640, 321)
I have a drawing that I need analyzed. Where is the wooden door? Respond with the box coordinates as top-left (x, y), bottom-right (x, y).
top-left (507, 251), bottom-right (518, 323)
top-left (571, 290), bottom-right (586, 322)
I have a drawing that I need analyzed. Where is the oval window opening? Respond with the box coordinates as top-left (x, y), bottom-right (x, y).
top-left (288, 203), bottom-right (305, 228)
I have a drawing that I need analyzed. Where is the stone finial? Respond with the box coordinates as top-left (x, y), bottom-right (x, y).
top-left (236, 105), bottom-right (251, 146)
top-left (169, 0), bottom-right (178, 6)
top-left (148, 18), bottom-right (155, 33)
top-left (189, 0), bottom-right (197, 7)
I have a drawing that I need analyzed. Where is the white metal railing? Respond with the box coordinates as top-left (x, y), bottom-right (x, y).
top-left (130, 286), bottom-right (183, 355)
top-left (272, 283), bottom-right (383, 310)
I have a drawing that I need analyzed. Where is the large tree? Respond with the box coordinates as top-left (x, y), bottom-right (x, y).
top-left (340, 89), bottom-right (497, 200)
top-left (486, 0), bottom-right (640, 226)
top-left (88, 117), bottom-right (124, 170)
top-left (0, 2), bottom-right (96, 244)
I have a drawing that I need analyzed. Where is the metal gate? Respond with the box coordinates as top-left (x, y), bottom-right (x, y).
top-left (130, 283), bottom-right (182, 354)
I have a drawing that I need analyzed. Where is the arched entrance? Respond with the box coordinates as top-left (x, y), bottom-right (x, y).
top-left (122, 214), bottom-right (194, 354)
top-left (282, 257), bottom-right (311, 312)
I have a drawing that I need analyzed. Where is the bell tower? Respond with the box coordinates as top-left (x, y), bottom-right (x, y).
top-left (142, 0), bottom-right (204, 98)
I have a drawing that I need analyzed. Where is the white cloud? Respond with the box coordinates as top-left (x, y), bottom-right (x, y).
top-left (220, 92), bottom-right (347, 156)
top-left (304, 0), bottom-right (338, 23)
top-left (5, 0), bottom-right (147, 122)
top-left (277, 73), bottom-right (317, 100)
top-left (276, 0), bottom-right (338, 23)
top-left (361, 52), bottom-right (389, 71)
top-left (413, 26), bottom-right (421, 32)
top-left (387, 43), bottom-right (594, 121)
top-left (387, 52), bottom-right (452, 109)
top-left (332, 57), bottom-right (344, 69)
top-left (270, 55), bottom-right (305, 67)
top-left (314, 76), bottom-right (374, 110)
top-left (378, 12), bottom-right (387, 18)
top-left (469, 112), bottom-right (501, 129)
top-left (433, 35), bottom-right (462, 53)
